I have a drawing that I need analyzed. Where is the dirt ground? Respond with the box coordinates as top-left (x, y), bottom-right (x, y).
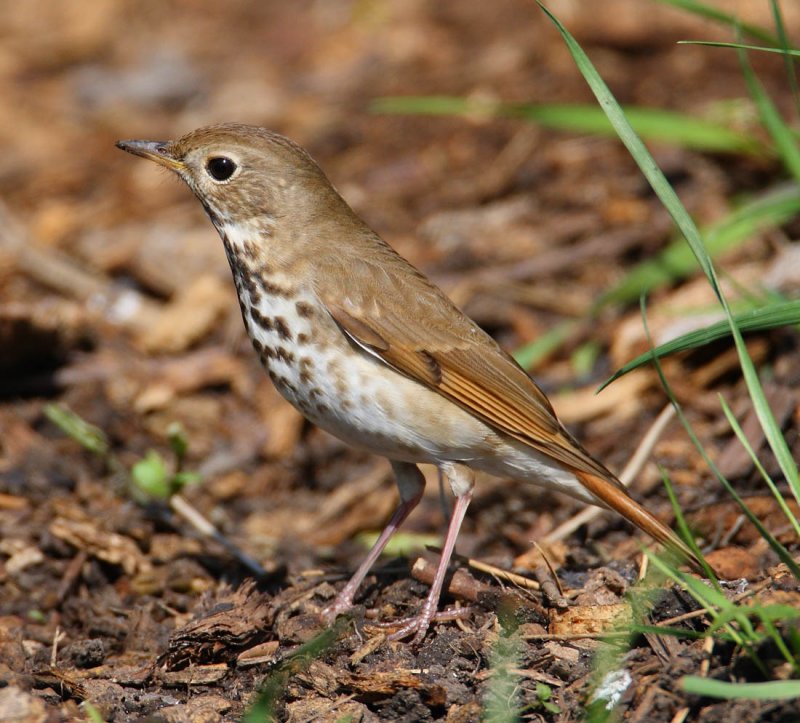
top-left (1, 1), bottom-right (799, 721)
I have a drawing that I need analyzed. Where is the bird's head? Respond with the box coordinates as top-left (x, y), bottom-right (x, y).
top-left (117, 123), bottom-right (338, 231)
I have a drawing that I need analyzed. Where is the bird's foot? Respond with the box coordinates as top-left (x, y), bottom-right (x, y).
top-left (377, 605), bottom-right (475, 645)
top-left (320, 593), bottom-right (356, 624)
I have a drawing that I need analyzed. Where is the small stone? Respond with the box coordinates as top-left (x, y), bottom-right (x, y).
top-left (68, 638), bottom-right (106, 668)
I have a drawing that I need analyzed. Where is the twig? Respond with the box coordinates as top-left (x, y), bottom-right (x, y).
top-left (169, 494), bottom-right (267, 578)
top-left (427, 546), bottom-right (542, 591)
top-left (411, 557), bottom-right (491, 602)
top-left (50, 626), bottom-right (65, 668)
top-left (522, 630), bottom-right (631, 641)
top-left (531, 539), bottom-right (569, 607)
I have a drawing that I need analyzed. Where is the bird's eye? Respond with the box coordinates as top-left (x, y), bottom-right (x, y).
top-left (206, 156), bottom-right (237, 182)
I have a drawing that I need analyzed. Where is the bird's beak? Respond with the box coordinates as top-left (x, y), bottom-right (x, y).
top-left (115, 139), bottom-right (186, 171)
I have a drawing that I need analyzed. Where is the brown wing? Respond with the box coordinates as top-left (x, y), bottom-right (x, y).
top-left (316, 242), bottom-right (706, 573)
top-left (317, 244), bottom-right (617, 483)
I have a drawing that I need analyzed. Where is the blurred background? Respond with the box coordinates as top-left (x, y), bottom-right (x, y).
top-left (1, 1), bottom-right (799, 719)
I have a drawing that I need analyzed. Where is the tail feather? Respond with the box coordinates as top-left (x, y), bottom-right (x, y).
top-left (574, 469), bottom-right (707, 575)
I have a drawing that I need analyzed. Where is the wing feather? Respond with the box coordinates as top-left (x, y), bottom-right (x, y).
top-left (323, 260), bottom-right (616, 484)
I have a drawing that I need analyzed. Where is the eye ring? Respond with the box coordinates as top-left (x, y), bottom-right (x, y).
top-left (206, 156), bottom-right (238, 182)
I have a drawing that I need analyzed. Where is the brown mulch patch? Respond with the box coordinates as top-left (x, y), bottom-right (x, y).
top-left (1, 1), bottom-right (799, 720)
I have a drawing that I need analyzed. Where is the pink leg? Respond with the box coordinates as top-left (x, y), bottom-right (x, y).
top-left (321, 462), bottom-right (425, 622)
top-left (388, 463), bottom-right (475, 645)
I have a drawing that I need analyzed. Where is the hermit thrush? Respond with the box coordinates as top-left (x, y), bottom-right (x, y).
top-left (117, 124), bottom-right (703, 642)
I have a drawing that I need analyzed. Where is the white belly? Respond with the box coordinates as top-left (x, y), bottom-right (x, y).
top-left (232, 265), bottom-right (590, 502)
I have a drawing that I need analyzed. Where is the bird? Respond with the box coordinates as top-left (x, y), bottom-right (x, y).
top-left (117, 123), bottom-right (704, 643)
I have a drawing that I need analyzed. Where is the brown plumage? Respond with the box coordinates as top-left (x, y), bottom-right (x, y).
top-left (117, 123), bottom-right (705, 644)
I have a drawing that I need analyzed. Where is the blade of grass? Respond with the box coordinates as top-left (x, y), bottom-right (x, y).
top-left (646, 553), bottom-right (744, 644)
top-left (646, 552), bottom-right (778, 679)
top-left (599, 299), bottom-right (800, 389)
top-left (638, 298), bottom-right (800, 579)
top-left (681, 677), bottom-right (800, 700)
top-left (660, 468), bottom-right (717, 583)
top-left (654, 0), bottom-right (778, 45)
top-left (769, 0), bottom-right (800, 117)
top-left (512, 318), bottom-right (577, 370)
top-left (372, 97), bottom-right (762, 154)
top-left (720, 395), bottom-right (800, 539)
top-left (243, 621), bottom-right (346, 722)
top-left (597, 183), bottom-right (800, 307)
top-left (536, 0), bottom-right (800, 510)
top-left (630, 624), bottom-right (707, 640)
top-left (483, 612), bottom-right (523, 723)
top-left (571, 340), bottom-right (601, 378)
top-left (738, 44), bottom-right (800, 181)
top-left (511, 105), bottom-right (759, 153)
top-left (678, 41), bottom-right (800, 58)
top-left (44, 404), bottom-right (110, 458)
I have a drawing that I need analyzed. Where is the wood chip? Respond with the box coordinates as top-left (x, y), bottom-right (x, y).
top-left (137, 274), bottom-right (233, 353)
top-left (704, 546), bottom-right (764, 581)
top-left (158, 580), bottom-right (273, 670)
top-left (553, 372), bottom-right (651, 424)
top-left (549, 603), bottom-right (631, 636)
top-left (48, 517), bottom-right (149, 576)
top-left (157, 663), bottom-right (229, 687)
top-left (133, 346), bottom-right (248, 412)
top-left (154, 693), bottom-right (233, 723)
top-left (236, 640), bottom-right (280, 667)
top-left (286, 697), bottom-right (370, 723)
top-left (342, 669), bottom-right (447, 704)
top-left (0, 493), bottom-right (30, 510)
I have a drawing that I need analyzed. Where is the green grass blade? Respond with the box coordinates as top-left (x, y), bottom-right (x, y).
top-left (638, 303), bottom-right (800, 579)
top-left (81, 702), bottom-right (106, 723)
top-left (598, 183), bottom-right (800, 307)
top-left (372, 97), bottom-right (762, 154)
top-left (660, 468), bottom-right (718, 583)
top-left (43, 404), bottom-right (110, 458)
top-left (681, 677), bottom-right (800, 700)
top-left (654, 0), bottom-right (778, 45)
top-left (738, 46), bottom-right (800, 182)
top-left (536, 1), bottom-right (800, 509)
top-left (599, 299), bottom-right (800, 389)
top-left (752, 604), bottom-right (800, 624)
top-left (371, 95), bottom-right (499, 117)
top-left (720, 396), bottom-right (800, 539)
top-left (646, 552), bottom-right (728, 611)
top-left (243, 621), bottom-right (345, 722)
top-left (678, 41), bottom-right (800, 58)
top-left (513, 318), bottom-right (577, 370)
top-left (629, 624), bottom-right (706, 640)
top-left (571, 340), bottom-right (601, 377)
top-left (512, 105), bottom-right (759, 153)
top-left (769, 0), bottom-right (800, 116)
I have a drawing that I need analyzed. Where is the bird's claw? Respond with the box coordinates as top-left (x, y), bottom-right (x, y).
top-left (372, 605), bottom-right (475, 645)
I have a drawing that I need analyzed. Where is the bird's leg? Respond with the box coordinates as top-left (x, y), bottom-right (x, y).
top-left (388, 462), bottom-right (475, 645)
top-left (321, 461), bottom-right (425, 622)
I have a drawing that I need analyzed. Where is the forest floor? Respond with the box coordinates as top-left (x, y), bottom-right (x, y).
top-left (1, 1), bottom-right (798, 720)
